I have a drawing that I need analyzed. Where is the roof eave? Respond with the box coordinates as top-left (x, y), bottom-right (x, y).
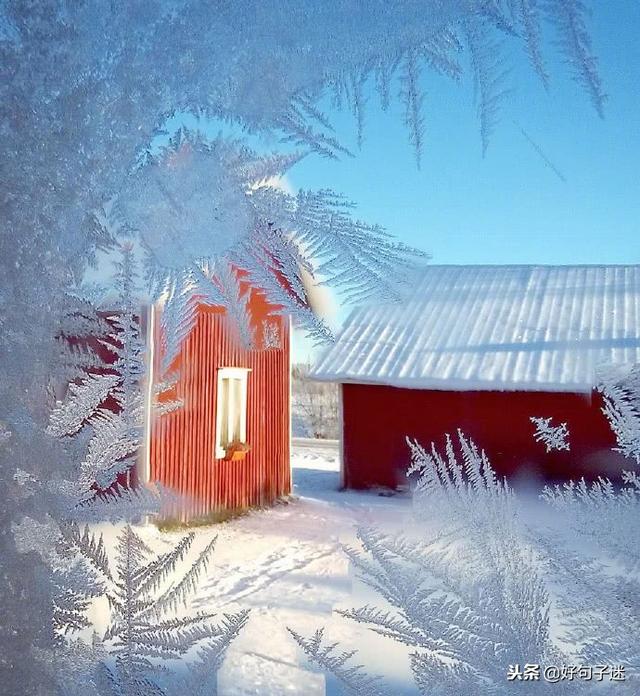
top-left (309, 373), bottom-right (596, 394)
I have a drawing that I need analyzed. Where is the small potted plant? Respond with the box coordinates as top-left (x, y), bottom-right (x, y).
top-left (224, 440), bottom-right (250, 461)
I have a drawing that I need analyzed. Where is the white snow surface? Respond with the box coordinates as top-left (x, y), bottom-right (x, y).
top-left (85, 440), bottom-right (608, 694)
top-left (312, 264), bottom-right (640, 392)
top-left (90, 440), bottom-right (416, 695)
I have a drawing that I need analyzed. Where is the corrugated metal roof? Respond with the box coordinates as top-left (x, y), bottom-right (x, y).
top-left (311, 265), bottom-right (640, 392)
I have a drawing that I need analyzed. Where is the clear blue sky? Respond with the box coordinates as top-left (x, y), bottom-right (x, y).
top-left (288, 1), bottom-right (639, 268)
top-left (287, 1), bottom-right (639, 361)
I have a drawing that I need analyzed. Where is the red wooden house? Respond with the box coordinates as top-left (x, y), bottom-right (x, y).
top-left (140, 270), bottom-right (293, 518)
top-left (311, 265), bottom-right (640, 489)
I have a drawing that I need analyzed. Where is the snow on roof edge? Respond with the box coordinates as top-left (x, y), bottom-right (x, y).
top-left (309, 372), bottom-right (596, 394)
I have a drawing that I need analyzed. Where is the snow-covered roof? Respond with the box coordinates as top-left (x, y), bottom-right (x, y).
top-left (311, 265), bottom-right (640, 393)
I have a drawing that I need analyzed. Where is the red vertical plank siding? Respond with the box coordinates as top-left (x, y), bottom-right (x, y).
top-left (149, 288), bottom-right (291, 518)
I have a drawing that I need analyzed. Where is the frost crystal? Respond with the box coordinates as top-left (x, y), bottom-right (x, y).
top-left (1, 0), bottom-right (607, 691)
top-left (261, 321), bottom-right (282, 350)
top-left (288, 628), bottom-right (387, 696)
top-left (293, 434), bottom-right (558, 695)
top-left (541, 473), bottom-right (640, 677)
top-left (537, 366), bottom-right (640, 688)
top-left (530, 416), bottom-right (570, 452)
top-left (597, 364), bottom-right (640, 463)
top-left (133, 133), bottom-right (427, 370)
top-left (0, 421), bottom-right (12, 444)
top-left (48, 245), bottom-right (147, 500)
top-left (65, 524), bottom-right (249, 695)
top-left (120, 136), bottom-right (254, 272)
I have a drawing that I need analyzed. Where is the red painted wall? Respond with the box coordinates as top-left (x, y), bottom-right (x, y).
top-left (341, 383), bottom-right (627, 490)
top-left (149, 284), bottom-right (290, 518)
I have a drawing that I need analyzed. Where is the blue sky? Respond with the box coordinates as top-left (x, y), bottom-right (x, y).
top-left (286, 1), bottom-right (640, 361)
top-left (288, 2), bottom-right (639, 267)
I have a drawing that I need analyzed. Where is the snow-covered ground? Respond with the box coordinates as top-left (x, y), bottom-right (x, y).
top-left (102, 439), bottom-right (416, 695)
top-left (213, 439), bottom-right (414, 695)
top-left (86, 439), bottom-right (630, 694)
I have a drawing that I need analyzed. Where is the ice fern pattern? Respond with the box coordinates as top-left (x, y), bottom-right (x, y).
top-left (530, 416), bottom-right (570, 452)
top-left (47, 245), bottom-right (147, 500)
top-left (47, 374), bottom-right (120, 440)
top-left (465, 15), bottom-right (510, 156)
top-left (124, 132), bottom-right (427, 369)
top-left (292, 433), bottom-right (568, 695)
top-left (288, 628), bottom-right (387, 696)
top-left (65, 524), bottom-right (249, 696)
top-left (545, 0), bottom-right (607, 118)
top-left (541, 472), bottom-right (640, 686)
top-left (597, 364), bottom-right (640, 464)
top-left (535, 367), bottom-right (640, 690)
top-left (1, 0), bottom-right (607, 692)
top-left (293, 416), bottom-right (640, 692)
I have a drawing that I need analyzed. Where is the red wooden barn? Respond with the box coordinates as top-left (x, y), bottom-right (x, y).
top-left (139, 270), bottom-right (294, 518)
top-left (311, 265), bottom-right (640, 489)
